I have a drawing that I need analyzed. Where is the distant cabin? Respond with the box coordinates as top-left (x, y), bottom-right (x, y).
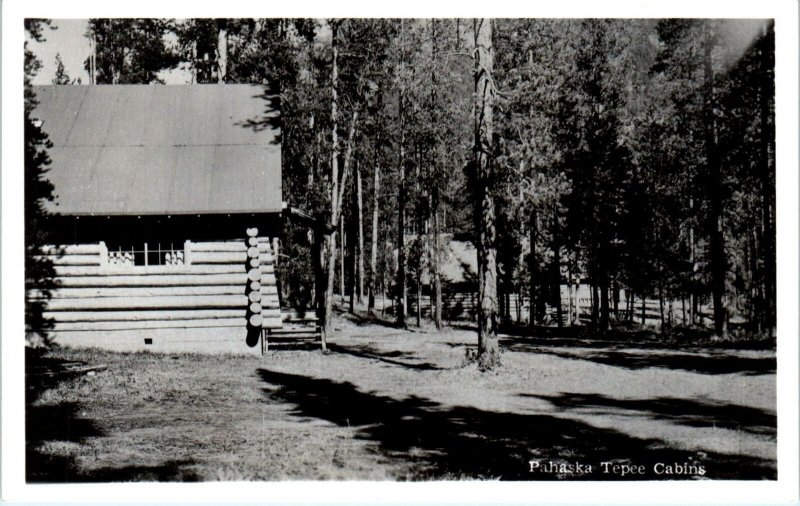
top-left (30, 84), bottom-right (284, 353)
top-left (405, 236), bottom-right (482, 321)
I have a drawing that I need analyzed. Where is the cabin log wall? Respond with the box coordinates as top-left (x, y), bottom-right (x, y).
top-left (33, 238), bottom-right (280, 349)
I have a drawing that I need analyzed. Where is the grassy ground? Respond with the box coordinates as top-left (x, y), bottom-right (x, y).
top-left (26, 310), bottom-right (776, 482)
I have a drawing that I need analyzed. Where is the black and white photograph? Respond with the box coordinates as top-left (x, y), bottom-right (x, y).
top-left (2, 1), bottom-right (799, 504)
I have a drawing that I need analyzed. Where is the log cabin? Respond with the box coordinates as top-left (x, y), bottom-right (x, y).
top-left (405, 235), bottom-right (481, 322)
top-left (29, 84), bottom-right (288, 353)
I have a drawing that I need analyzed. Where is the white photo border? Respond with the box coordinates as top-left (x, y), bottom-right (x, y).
top-left (2, 0), bottom-right (798, 503)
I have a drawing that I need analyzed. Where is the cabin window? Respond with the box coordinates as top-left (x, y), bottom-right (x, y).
top-left (107, 243), bottom-right (185, 267)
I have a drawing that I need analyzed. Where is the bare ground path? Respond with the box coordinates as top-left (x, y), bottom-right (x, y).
top-left (26, 318), bottom-right (776, 481)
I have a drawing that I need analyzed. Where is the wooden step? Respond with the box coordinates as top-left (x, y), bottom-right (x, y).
top-left (268, 327), bottom-right (321, 336)
top-left (263, 325), bottom-right (323, 352)
top-left (266, 335), bottom-right (320, 342)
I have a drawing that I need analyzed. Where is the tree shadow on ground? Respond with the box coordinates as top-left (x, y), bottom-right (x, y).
top-left (26, 360), bottom-right (94, 482)
top-left (335, 306), bottom-right (407, 330)
top-left (27, 451), bottom-right (200, 483)
top-left (443, 333), bottom-right (774, 376)
top-left (26, 348), bottom-right (198, 483)
top-left (524, 348), bottom-right (775, 376)
top-left (257, 368), bottom-right (776, 480)
top-left (327, 343), bottom-right (444, 371)
top-left (522, 393), bottom-right (776, 437)
top-left (497, 323), bottom-right (772, 351)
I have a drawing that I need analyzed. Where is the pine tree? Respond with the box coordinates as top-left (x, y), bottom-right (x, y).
top-left (85, 18), bottom-right (179, 84)
top-left (25, 19), bottom-right (57, 342)
top-left (52, 53), bottom-right (71, 84)
top-left (473, 18), bottom-right (500, 369)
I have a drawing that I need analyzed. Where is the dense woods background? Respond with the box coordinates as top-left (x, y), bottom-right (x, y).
top-left (26, 18), bottom-right (776, 364)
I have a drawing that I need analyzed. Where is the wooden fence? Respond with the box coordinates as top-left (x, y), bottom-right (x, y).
top-left (408, 286), bottom-right (703, 327)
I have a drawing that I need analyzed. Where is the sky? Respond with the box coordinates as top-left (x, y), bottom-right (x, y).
top-left (27, 19), bottom-right (91, 85)
top-left (26, 18), bottom-right (190, 85)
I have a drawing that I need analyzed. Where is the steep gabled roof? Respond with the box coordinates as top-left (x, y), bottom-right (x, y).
top-left (32, 84), bottom-right (281, 216)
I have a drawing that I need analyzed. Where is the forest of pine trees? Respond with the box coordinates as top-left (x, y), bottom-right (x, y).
top-left (29, 18), bottom-right (776, 362)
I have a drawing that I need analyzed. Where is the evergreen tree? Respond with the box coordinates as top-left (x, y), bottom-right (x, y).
top-left (52, 53), bottom-right (71, 84)
top-left (25, 19), bottom-right (57, 342)
top-left (85, 18), bottom-right (179, 84)
top-left (39, 16), bottom-right (775, 349)
top-left (473, 18), bottom-right (500, 369)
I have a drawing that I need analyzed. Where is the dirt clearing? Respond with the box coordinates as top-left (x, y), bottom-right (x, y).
top-left (26, 318), bottom-right (776, 481)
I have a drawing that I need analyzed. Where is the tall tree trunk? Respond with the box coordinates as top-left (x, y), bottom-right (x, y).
top-left (754, 226), bottom-right (764, 332)
top-left (689, 197), bottom-right (696, 326)
top-left (528, 209), bottom-right (537, 328)
top-left (397, 126), bottom-right (407, 325)
top-left (368, 164), bottom-right (380, 314)
top-left (498, 278), bottom-right (506, 322)
top-left (309, 115), bottom-right (319, 310)
top-left (567, 264), bottom-right (574, 326)
top-left (323, 232), bottom-right (337, 344)
top-left (418, 207), bottom-right (425, 328)
top-left (433, 202), bottom-right (443, 329)
top-left (682, 297), bottom-right (687, 326)
top-left (704, 22), bottom-right (728, 337)
top-left (416, 264), bottom-right (422, 327)
top-left (321, 21), bottom-right (341, 341)
top-left (309, 114), bottom-right (318, 187)
top-left (760, 20), bottom-right (775, 337)
top-left (426, 192), bottom-right (438, 328)
top-left (189, 41), bottom-right (197, 84)
top-left (356, 160), bottom-right (364, 305)
top-left (216, 20), bottom-right (227, 83)
top-left (628, 290), bottom-right (634, 322)
top-left (349, 206), bottom-right (356, 314)
top-left (340, 215), bottom-right (345, 304)
top-left (430, 20), bottom-right (443, 331)
top-left (668, 295), bottom-right (674, 327)
top-left (396, 20), bottom-right (407, 327)
top-left (323, 111), bottom-right (359, 338)
top-left (474, 18), bottom-right (499, 369)
top-left (321, 22), bottom-right (360, 340)
top-left (599, 274), bottom-right (609, 332)
top-left (641, 294), bottom-right (646, 325)
top-left (553, 257), bottom-right (563, 329)
top-left (314, 227), bottom-right (325, 337)
top-left (552, 210), bottom-right (563, 329)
